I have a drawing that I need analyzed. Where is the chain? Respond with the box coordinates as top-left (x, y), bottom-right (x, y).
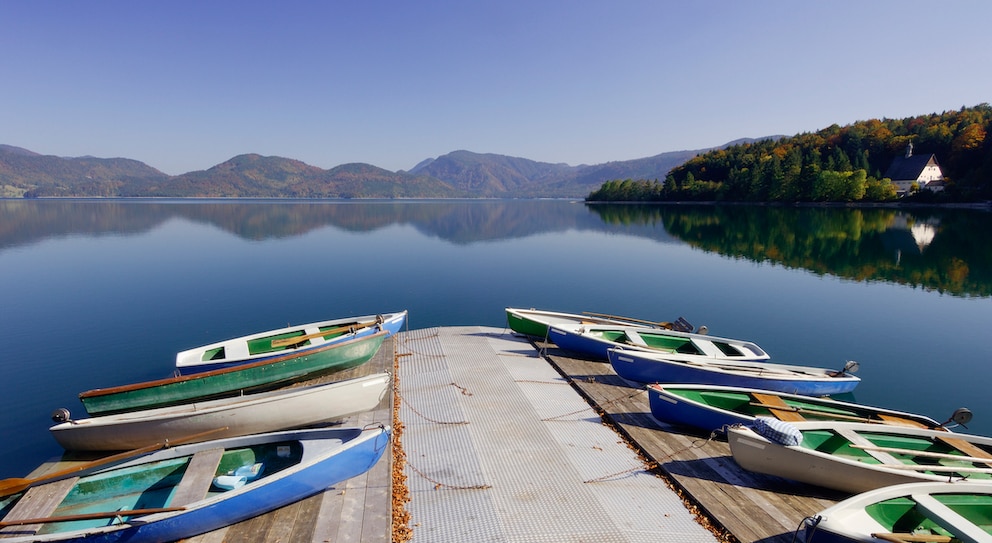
top-left (404, 460), bottom-right (491, 490)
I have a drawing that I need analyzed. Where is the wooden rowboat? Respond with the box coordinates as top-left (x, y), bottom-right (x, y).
top-left (728, 420), bottom-right (992, 494)
top-left (548, 321), bottom-right (769, 362)
top-left (646, 383), bottom-right (948, 434)
top-left (0, 426), bottom-right (390, 542)
top-left (609, 347), bottom-right (861, 396)
top-left (800, 481), bottom-right (992, 543)
top-left (176, 311), bottom-right (406, 375)
top-left (51, 373), bottom-right (390, 451)
top-left (79, 331), bottom-right (387, 416)
top-left (505, 307), bottom-right (690, 340)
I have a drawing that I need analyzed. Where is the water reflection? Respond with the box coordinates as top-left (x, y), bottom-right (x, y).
top-left (2, 199), bottom-right (989, 297)
top-left (589, 204), bottom-right (992, 297)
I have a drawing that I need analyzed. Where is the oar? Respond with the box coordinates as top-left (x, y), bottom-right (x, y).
top-left (0, 426), bottom-right (229, 498)
top-left (886, 464), bottom-right (992, 474)
top-left (0, 507), bottom-right (185, 528)
top-left (270, 321), bottom-right (376, 348)
top-left (851, 444), bottom-right (992, 464)
top-left (581, 312), bottom-right (674, 329)
top-left (872, 533), bottom-right (952, 543)
top-left (747, 402), bottom-right (881, 424)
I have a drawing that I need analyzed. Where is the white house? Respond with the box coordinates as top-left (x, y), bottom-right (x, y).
top-left (884, 142), bottom-right (944, 196)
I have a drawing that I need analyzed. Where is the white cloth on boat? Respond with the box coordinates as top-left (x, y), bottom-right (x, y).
top-left (751, 416), bottom-right (802, 446)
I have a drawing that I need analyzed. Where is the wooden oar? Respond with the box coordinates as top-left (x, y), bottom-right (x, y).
top-left (270, 321), bottom-right (376, 348)
top-left (0, 427), bottom-right (229, 498)
top-left (581, 312), bottom-right (674, 329)
top-left (872, 533), bottom-right (952, 543)
top-left (747, 402), bottom-right (880, 424)
top-left (851, 444), bottom-right (992, 464)
top-left (0, 507), bottom-right (185, 528)
top-left (886, 464), bottom-right (992, 474)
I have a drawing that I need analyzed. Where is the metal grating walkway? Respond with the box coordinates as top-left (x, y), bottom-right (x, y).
top-left (396, 326), bottom-right (719, 543)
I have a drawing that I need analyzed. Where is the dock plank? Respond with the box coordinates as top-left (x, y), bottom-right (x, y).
top-left (537, 341), bottom-right (847, 543)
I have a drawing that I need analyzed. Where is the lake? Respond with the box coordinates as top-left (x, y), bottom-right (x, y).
top-left (1, 199), bottom-right (990, 479)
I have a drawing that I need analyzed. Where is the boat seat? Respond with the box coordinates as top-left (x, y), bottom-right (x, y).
top-left (0, 476), bottom-right (78, 537)
top-left (910, 492), bottom-right (992, 543)
top-left (749, 392), bottom-right (806, 422)
top-left (835, 429), bottom-right (902, 465)
top-left (623, 331), bottom-right (648, 347)
top-left (934, 436), bottom-right (992, 469)
top-left (170, 448), bottom-right (224, 508)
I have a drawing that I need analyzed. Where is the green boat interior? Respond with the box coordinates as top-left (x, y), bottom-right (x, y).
top-left (597, 331), bottom-right (705, 355)
top-left (671, 389), bottom-right (862, 420)
top-left (201, 325), bottom-right (358, 361)
top-left (800, 430), bottom-right (992, 479)
top-left (29, 440), bottom-right (305, 534)
top-left (866, 493), bottom-right (992, 537)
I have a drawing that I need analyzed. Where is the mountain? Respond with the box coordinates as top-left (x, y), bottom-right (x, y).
top-left (0, 142), bottom-right (745, 198)
top-left (0, 145), bottom-right (168, 198)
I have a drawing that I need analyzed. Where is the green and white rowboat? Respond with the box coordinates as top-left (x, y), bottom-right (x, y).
top-left (79, 331), bottom-right (387, 416)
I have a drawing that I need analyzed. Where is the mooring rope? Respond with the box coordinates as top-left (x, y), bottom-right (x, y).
top-left (404, 460), bottom-right (491, 491)
top-left (583, 429), bottom-right (721, 483)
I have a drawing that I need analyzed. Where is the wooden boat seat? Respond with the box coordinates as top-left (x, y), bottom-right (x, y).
top-left (877, 414), bottom-right (992, 468)
top-left (170, 448), bottom-right (224, 508)
top-left (0, 477), bottom-right (78, 537)
top-left (749, 392), bottom-right (806, 422)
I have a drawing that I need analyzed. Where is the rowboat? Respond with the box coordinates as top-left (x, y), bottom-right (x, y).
top-left (51, 373), bottom-right (390, 451)
top-left (505, 307), bottom-right (694, 340)
top-left (79, 331), bottom-right (387, 416)
top-left (176, 311), bottom-right (406, 375)
top-left (0, 425), bottom-right (390, 542)
top-left (800, 481), bottom-right (992, 543)
top-left (608, 347), bottom-right (861, 396)
top-left (646, 383), bottom-right (949, 434)
top-left (548, 321), bottom-right (769, 362)
top-left (727, 420), bottom-right (992, 494)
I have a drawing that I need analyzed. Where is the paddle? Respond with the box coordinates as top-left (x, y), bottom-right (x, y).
top-left (851, 444), bottom-right (992, 464)
top-left (886, 464), bottom-right (992, 474)
top-left (747, 402), bottom-right (882, 424)
top-left (872, 533), bottom-right (952, 543)
top-left (269, 321), bottom-right (377, 348)
top-left (0, 427), bottom-right (229, 498)
top-left (581, 311), bottom-right (678, 330)
top-left (0, 507), bottom-right (185, 528)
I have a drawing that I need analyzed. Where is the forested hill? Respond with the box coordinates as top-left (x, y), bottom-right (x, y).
top-left (588, 104), bottom-right (992, 203)
top-left (0, 146), bottom-right (717, 199)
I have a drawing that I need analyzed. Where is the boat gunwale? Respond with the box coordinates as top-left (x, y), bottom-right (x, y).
top-left (79, 331), bottom-right (388, 400)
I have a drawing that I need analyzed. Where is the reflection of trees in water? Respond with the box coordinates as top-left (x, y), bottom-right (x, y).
top-left (587, 204), bottom-right (992, 297)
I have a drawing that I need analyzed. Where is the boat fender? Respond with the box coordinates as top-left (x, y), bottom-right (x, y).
top-left (751, 417), bottom-right (803, 446)
top-left (51, 407), bottom-right (72, 424)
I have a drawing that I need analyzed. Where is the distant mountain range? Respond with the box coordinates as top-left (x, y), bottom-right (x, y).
top-left (0, 139), bottom-right (772, 199)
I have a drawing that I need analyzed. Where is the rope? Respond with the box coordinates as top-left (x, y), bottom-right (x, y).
top-left (395, 389), bottom-right (468, 425)
top-left (583, 429), bottom-right (720, 483)
top-left (543, 388), bottom-right (645, 422)
top-left (404, 460), bottom-right (491, 490)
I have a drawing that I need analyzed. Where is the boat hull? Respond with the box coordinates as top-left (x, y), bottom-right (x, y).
top-left (800, 482), bottom-right (992, 543)
top-left (80, 332), bottom-right (387, 416)
top-left (52, 373), bottom-right (390, 451)
top-left (646, 384), bottom-right (941, 434)
top-left (0, 426), bottom-right (390, 543)
top-left (505, 308), bottom-right (666, 340)
top-left (728, 421), bottom-right (992, 494)
top-left (176, 311), bottom-right (406, 375)
top-left (609, 348), bottom-right (859, 396)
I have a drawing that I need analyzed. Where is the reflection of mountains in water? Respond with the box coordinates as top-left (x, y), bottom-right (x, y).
top-left (0, 199), bottom-right (681, 251)
top-left (588, 204), bottom-right (992, 298)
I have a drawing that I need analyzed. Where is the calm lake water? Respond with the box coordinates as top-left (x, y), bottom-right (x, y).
top-left (1, 199), bottom-right (990, 478)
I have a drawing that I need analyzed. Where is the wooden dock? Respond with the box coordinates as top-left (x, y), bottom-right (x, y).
top-left (13, 326), bottom-right (851, 543)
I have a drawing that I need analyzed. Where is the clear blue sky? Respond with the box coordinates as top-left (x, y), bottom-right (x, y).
top-left (3, 1), bottom-right (991, 176)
